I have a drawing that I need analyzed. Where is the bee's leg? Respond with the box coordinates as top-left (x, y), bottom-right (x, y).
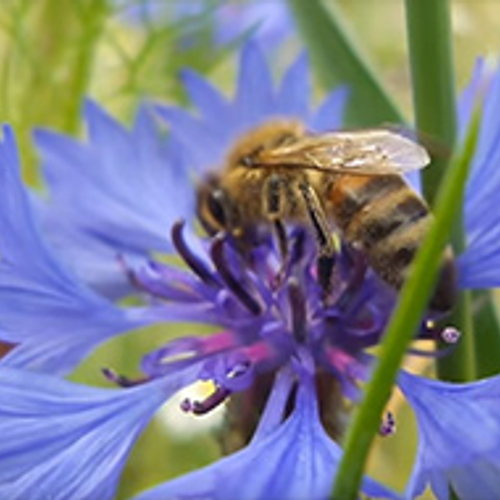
top-left (264, 174), bottom-right (288, 256)
top-left (298, 181), bottom-right (337, 297)
top-left (264, 175), bottom-right (290, 285)
top-left (273, 219), bottom-right (289, 263)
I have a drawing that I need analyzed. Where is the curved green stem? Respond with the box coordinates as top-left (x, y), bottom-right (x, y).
top-left (331, 108), bottom-right (479, 500)
top-left (405, 0), bottom-right (475, 383)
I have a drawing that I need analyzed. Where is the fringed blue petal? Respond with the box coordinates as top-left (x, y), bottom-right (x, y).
top-left (275, 52), bottom-right (311, 118)
top-left (399, 371), bottom-right (500, 500)
top-left (31, 192), bottom-right (146, 299)
top-left (153, 104), bottom-right (224, 172)
top-left (179, 68), bottom-right (232, 122)
top-left (33, 100), bottom-right (194, 298)
top-left (134, 374), bottom-right (398, 500)
top-left (460, 58), bottom-right (500, 288)
top-left (0, 128), bottom-right (158, 374)
top-left (0, 363), bottom-right (202, 500)
top-left (310, 87), bottom-right (350, 132)
top-left (234, 42), bottom-right (275, 129)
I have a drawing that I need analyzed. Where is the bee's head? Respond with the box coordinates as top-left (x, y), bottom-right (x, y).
top-left (227, 120), bottom-right (305, 169)
top-left (196, 174), bottom-right (237, 236)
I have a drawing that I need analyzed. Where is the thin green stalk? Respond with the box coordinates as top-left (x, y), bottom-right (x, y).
top-left (63, 0), bottom-right (110, 133)
top-left (405, 0), bottom-right (457, 202)
top-left (472, 290), bottom-right (500, 378)
top-left (331, 107), bottom-right (479, 500)
top-left (437, 290), bottom-right (475, 381)
top-left (405, 0), bottom-right (475, 383)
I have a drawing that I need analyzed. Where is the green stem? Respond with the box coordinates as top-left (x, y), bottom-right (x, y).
top-left (437, 290), bottom-right (475, 381)
top-left (331, 108), bottom-right (479, 500)
top-left (64, 0), bottom-right (110, 133)
top-left (472, 290), bottom-right (500, 378)
top-left (405, 0), bottom-right (457, 202)
top-left (405, 0), bottom-right (475, 383)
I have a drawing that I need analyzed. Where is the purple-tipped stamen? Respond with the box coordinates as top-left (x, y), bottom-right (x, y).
top-left (379, 411), bottom-right (396, 437)
top-left (210, 236), bottom-right (262, 315)
top-left (181, 385), bottom-right (232, 415)
top-left (287, 277), bottom-right (307, 343)
top-left (172, 220), bottom-right (219, 286)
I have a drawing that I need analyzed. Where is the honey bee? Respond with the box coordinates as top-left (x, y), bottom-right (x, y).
top-left (197, 120), bottom-right (456, 313)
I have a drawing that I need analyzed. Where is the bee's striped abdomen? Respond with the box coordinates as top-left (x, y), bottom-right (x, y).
top-left (328, 174), bottom-right (456, 312)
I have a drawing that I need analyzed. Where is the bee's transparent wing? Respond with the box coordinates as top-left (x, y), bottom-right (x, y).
top-left (260, 129), bottom-right (431, 175)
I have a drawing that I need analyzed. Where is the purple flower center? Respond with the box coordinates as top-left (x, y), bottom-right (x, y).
top-left (105, 220), bottom-right (459, 443)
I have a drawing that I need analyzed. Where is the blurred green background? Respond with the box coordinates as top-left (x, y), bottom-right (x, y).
top-left (2, 1), bottom-right (500, 497)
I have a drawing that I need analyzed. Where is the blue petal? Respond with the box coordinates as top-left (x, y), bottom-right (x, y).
top-left (179, 69), bottom-right (231, 123)
top-left (154, 104), bottom-right (224, 173)
top-left (399, 370), bottom-right (500, 500)
top-left (459, 58), bottom-right (500, 288)
top-left (309, 87), bottom-right (349, 132)
top-left (0, 364), bottom-right (202, 500)
top-left (135, 375), bottom-right (398, 500)
top-left (34, 101), bottom-right (195, 297)
top-left (234, 42), bottom-right (275, 128)
top-left (0, 127), bottom-right (158, 374)
top-left (275, 52), bottom-right (311, 118)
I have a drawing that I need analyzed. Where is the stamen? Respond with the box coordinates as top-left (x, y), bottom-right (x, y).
top-left (141, 337), bottom-right (205, 376)
top-left (102, 367), bottom-right (149, 387)
top-left (417, 322), bottom-right (461, 345)
top-left (441, 326), bottom-right (461, 344)
top-left (334, 251), bottom-right (368, 311)
top-left (289, 228), bottom-right (307, 266)
top-left (117, 253), bottom-right (144, 291)
top-left (379, 411), bottom-right (396, 436)
top-left (181, 385), bottom-right (231, 415)
top-left (172, 220), bottom-right (218, 286)
top-left (210, 236), bottom-right (262, 315)
top-left (118, 256), bottom-right (195, 301)
top-left (288, 277), bottom-right (307, 343)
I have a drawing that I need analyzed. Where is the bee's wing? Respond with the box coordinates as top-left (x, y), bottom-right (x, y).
top-left (260, 129), bottom-right (431, 175)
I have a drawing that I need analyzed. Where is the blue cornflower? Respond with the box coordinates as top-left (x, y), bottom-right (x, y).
top-left (1, 40), bottom-right (500, 500)
top-left (0, 43), bottom-right (397, 499)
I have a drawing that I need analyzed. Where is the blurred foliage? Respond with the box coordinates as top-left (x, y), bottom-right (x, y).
top-left (2, 0), bottom-right (500, 498)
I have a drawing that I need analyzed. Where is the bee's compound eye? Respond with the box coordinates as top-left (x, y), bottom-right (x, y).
top-left (197, 180), bottom-right (232, 236)
top-left (240, 155), bottom-right (254, 167)
top-left (239, 146), bottom-right (263, 168)
top-left (207, 189), bottom-right (227, 227)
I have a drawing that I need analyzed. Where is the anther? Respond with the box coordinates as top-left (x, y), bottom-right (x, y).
top-left (379, 411), bottom-right (396, 437)
top-left (102, 367), bottom-right (149, 387)
top-left (172, 220), bottom-right (218, 286)
top-left (441, 326), bottom-right (460, 344)
top-left (181, 385), bottom-right (231, 415)
top-left (210, 236), bottom-right (262, 315)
